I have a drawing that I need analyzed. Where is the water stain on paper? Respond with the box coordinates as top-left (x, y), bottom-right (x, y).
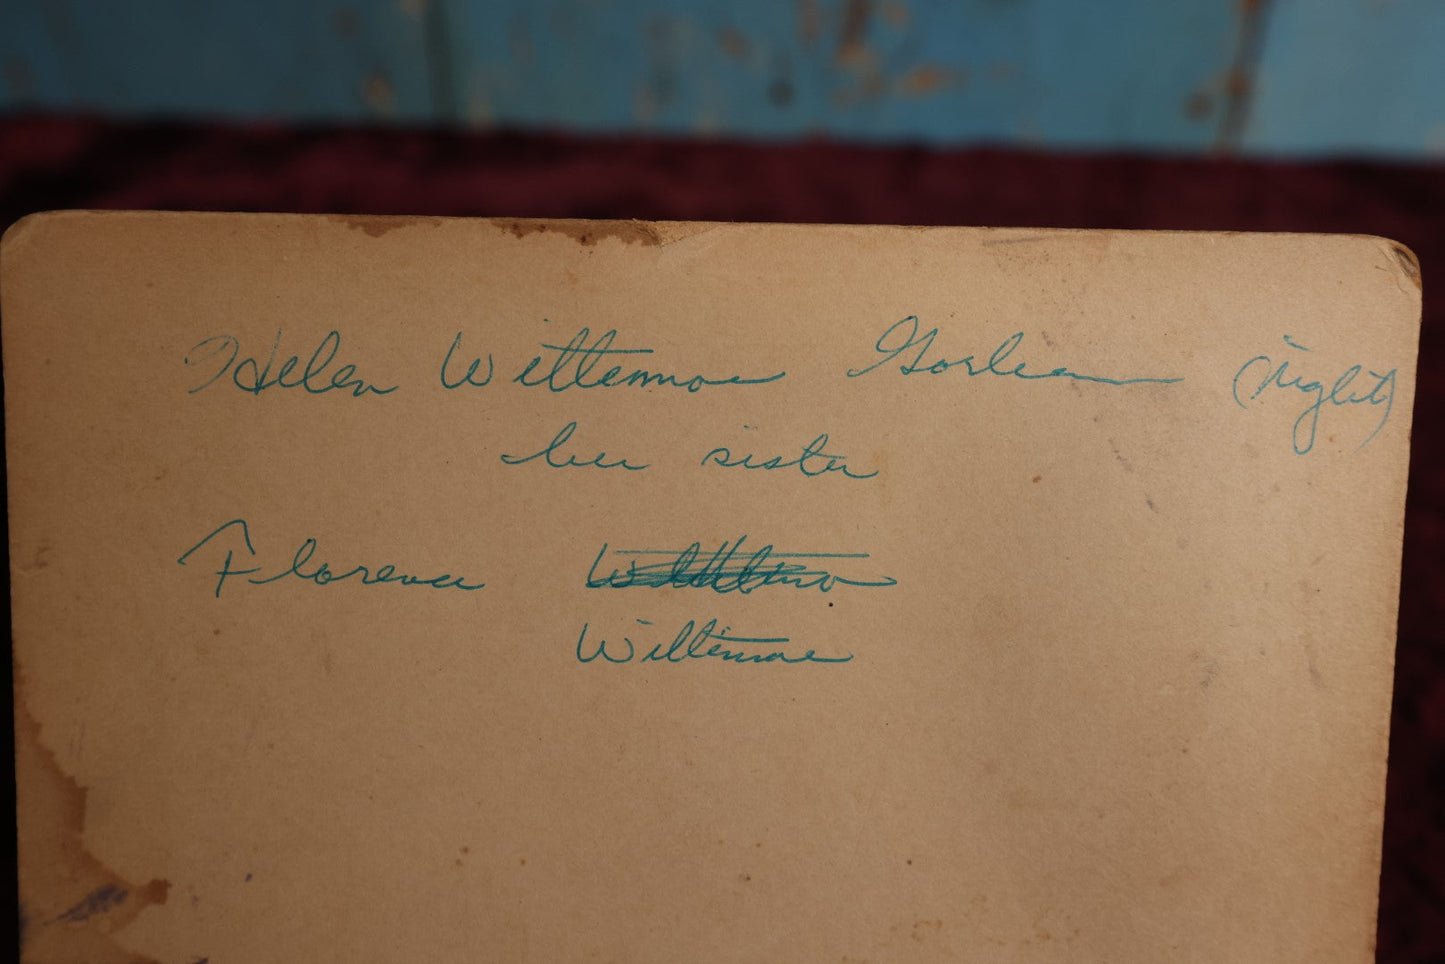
top-left (16, 695), bottom-right (171, 963)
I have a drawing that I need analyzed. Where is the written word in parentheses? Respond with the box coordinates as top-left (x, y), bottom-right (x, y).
top-left (184, 331), bottom-right (398, 397)
top-left (585, 536), bottom-right (898, 595)
top-left (846, 316), bottom-right (1184, 387)
top-left (575, 617), bottom-right (854, 666)
top-left (176, 518), bottom-right (484, 598)
top-left (1232, 335), bottom-right (1397, 455)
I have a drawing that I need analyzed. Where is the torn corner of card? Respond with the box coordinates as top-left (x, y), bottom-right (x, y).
top-left (3, 211), bottom-right (1421, 963)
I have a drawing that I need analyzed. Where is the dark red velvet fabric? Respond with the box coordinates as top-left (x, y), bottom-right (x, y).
top-left (1, 117), bottom-right (1440, 959)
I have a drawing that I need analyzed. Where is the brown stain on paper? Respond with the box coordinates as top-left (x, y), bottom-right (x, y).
top-left (331, 214), bottom-right (444, 238)
top-left (495, 217), bottom-right (663, 247)
top-left (16, 697), bottom-right (170, 963)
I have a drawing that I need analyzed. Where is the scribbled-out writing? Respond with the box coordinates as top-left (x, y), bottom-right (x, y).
top-left (585, 536), bottom-right (896, 594)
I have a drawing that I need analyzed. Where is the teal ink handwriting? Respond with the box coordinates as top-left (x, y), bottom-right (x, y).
top-left (575, 617), bottom-right (853, 665)
top-left (846, 316), bottom-right (1183, 387)
top-left (501, 421), bottom-right (649, 470)
top-left (1232, 335), bottom-right (1397, 455)
top-left (586, 536), bottom-right (897, 594)
top-left (184, 331), bottom-right (398, 397)
top-left (702, 432), bottom-right (878, 480)
top-left (514, 326), bottom-right (785, 393)
top-left (177, 519), bottom-right (484, 597)
top-left (439, 332), bottom-right (494, 389)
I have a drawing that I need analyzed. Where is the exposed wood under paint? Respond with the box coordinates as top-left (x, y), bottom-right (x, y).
top-left (0, 0), bottom-right (1439, 159)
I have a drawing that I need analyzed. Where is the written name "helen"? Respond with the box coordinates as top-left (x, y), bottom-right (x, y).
top-left (185, 331), bottom-right (397, 397)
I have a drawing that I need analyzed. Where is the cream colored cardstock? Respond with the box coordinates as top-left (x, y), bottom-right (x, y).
top-left (3, 212), bottom-right (1421, 962)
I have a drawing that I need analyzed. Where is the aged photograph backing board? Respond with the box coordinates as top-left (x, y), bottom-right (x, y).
top-left (3, 212), bottom-right (1421, 962)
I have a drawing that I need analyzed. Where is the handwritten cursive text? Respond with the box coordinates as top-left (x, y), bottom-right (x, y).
top-left (846, 316), bottom-right (1183, 387)
top-left (501, 421), bottom-right (649, 470)
top-left (576, 617), bottom-right (853, 665)
top-left (178, 518), bottom-right (484, 597)
top-left (702, 432), bottom-right (878, 480)
top-left (185, 331), bottom-right (398, 397)
top-left (1232, 335), bottom-right (1396, 455)
top-left (515, 326), bottom-right (786, 393)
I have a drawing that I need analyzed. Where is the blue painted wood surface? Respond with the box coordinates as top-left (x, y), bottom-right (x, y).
top-left (439, 0), bottom-right (1247, 150)
top-left (0, 0), bottom-right (1441, 158)
top-left (0, 0), bottom-right (435, 121)
top-left (1242, 0), bottom-right (1445, 156)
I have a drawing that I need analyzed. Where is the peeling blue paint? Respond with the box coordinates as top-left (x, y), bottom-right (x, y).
top-left (442, 0), bottom-right (1248, 150)
top-left (0, 1), bottom-right (1440, 158)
